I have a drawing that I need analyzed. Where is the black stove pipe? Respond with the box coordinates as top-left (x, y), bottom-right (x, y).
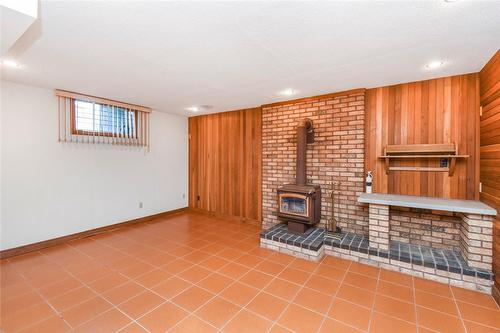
top-left (296, 119), bottom-right (312, 186)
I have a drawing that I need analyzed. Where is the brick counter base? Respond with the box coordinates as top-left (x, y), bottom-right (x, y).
top-left (367, 203), bottom-right (494, 272)
top-left (459, 213), bottom-right (494, 270)
top-left (368, 204), bottom-right (389, 250)
top-left (260, 224), bottom-right (493, 293)
top-left (324, 242), bottom-right (492, 294)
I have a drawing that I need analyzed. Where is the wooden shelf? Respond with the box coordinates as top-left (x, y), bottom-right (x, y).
top-left (389, 166), bottom-right (449, 172)
top-left (379, 143), bottom-right (468, 176)
top-left (379, 154), bottom-right (469, 159)
top-left (383, 143), bottom-right (456, 154)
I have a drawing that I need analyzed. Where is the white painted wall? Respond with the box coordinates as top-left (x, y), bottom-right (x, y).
top-left (0, 80), bottom-right (188, 250)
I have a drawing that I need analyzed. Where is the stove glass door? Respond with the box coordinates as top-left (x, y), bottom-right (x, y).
top-left (279, 193), bottom-right (309, 217)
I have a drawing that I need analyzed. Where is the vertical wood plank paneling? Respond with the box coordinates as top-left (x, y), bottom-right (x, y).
top-left (414, 82), bottom-right (422, 195)
top-left (188, 107), bottom-right (262, 222)
top-left (392, 86), bottom-right (402, 195)
top-left (443, 77), bottom-right (452, 198)
top-left (479, 50), bottom-right (500, 303)
top-left (400, 84), bottom-right (409, 194)
top-left (365, 73), bottom-right (480, 199)
top-left (388, 86), bottom-right (396, 194)
top-left (427, 79), bottom-right (436, 196)
top-left (420, 80), bottom-right (429, 196)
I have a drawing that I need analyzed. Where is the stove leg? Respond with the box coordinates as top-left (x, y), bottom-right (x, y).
top-left (287, 221), bottom-right (309, 234)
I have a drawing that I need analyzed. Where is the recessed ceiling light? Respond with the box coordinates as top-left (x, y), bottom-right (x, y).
top-left (1, 59), bottom-right (24, 69)
top-left (279, 88), bottom-right (296, 96)
top-left (425, 60), bottom-right (445, 70)
top-left (186, 106), bottom-right (199, 112)
top-left (185, 105), bottom-right (213, 113)
top-left (444, 0), bottom-right (458, 2)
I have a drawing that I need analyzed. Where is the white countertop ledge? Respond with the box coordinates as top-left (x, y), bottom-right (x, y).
top-left (358, 193), bottom-right (497, 216)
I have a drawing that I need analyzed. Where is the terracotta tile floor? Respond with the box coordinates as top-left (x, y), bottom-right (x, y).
top-left (1, 212), bottom-right (500, 333)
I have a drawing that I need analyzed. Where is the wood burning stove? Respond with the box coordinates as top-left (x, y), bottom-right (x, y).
top-left (277, 184), bottom-right (321, 233)
top-left (277, 119), bottom-right (321, 234)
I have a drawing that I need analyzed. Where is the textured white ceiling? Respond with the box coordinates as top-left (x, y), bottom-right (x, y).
top-left (1, 1), bottom-right (499, 115)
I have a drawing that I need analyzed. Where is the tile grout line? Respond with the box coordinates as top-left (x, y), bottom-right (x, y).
top-left (124, 243), bottom-right (278, 332)
top-left (44, 235), bottom-right (160, 332)
top-left (22, 223), bottom-right (235, 332)
top-left (266, 258), bottom-right (326, 333)
top-left (216, 254), bottom-right (302, 332)
top-left (413, 272), bottom-right (419, 333)
top-left (7, 264), bottom-right (74, 333)
top-left (162, 250), bottom-right (288, 331)
top-left (124, 236), bottom-right (266, 332)
top-left (450, 287), bottom-right (470, 333)
top-left (366, 266), bottom-right (381, 332)
top-left (162, 254), bottom-right (275, 332)
top-left (314, 257), bottom-right (353, 333)
top-left (44, 253), bottom-right (154, 333)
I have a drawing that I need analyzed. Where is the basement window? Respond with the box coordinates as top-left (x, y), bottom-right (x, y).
top-left (55, 89), bottom-right (151, 148)
top-left (72, 100), bottom-right (137, 137)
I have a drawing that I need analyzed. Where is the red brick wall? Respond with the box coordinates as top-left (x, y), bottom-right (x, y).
top-left (262, 90), bottom-right (368, 233)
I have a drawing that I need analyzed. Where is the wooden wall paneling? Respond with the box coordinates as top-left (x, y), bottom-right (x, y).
top-left (391, 86), bottom-right (400, 195)
top-left (364, 73), bottom-right (480, 199)
top-left (400, 84), bottom-right (408, 194)
top-left (421, 82), bottom-right (429, 191)
top-left (188, 118), bottom-right (197, 208)
top-left (188, 108), bottom-right (262, 222)
top-left (413, 81), bottom-right (422, 196)
top-left (364, 89), bottom-right (373, 190)
top-left (379, 88), bottom-right (385, 192)
top-left (435, 78), bottom-right (444, 196)
top-left (450, 76), bottom-right (459, 197)
top-left (387, 86), bottom-right (396, 194)
top-left (473, 74), bottom-right (481, 199)
top-left (481, 51), bottom-right (500, 106)
top-left (479, 50), bottom-right (500, 303)
top-left (427, 79), bottom-right (436, 197)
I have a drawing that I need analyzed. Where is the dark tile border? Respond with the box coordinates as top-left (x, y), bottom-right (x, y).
top-left (324, 232), bottom-right (493, 281)
top-left (260, 224), bottom-right (324, 251)
top-left (260, 224), bottom-right (493, 282)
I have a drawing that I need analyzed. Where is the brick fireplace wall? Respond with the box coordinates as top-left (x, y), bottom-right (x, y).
top-left (261, 90), bottom-right (368, 233)
top-left (389, 207), bottom-right (462, 250)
